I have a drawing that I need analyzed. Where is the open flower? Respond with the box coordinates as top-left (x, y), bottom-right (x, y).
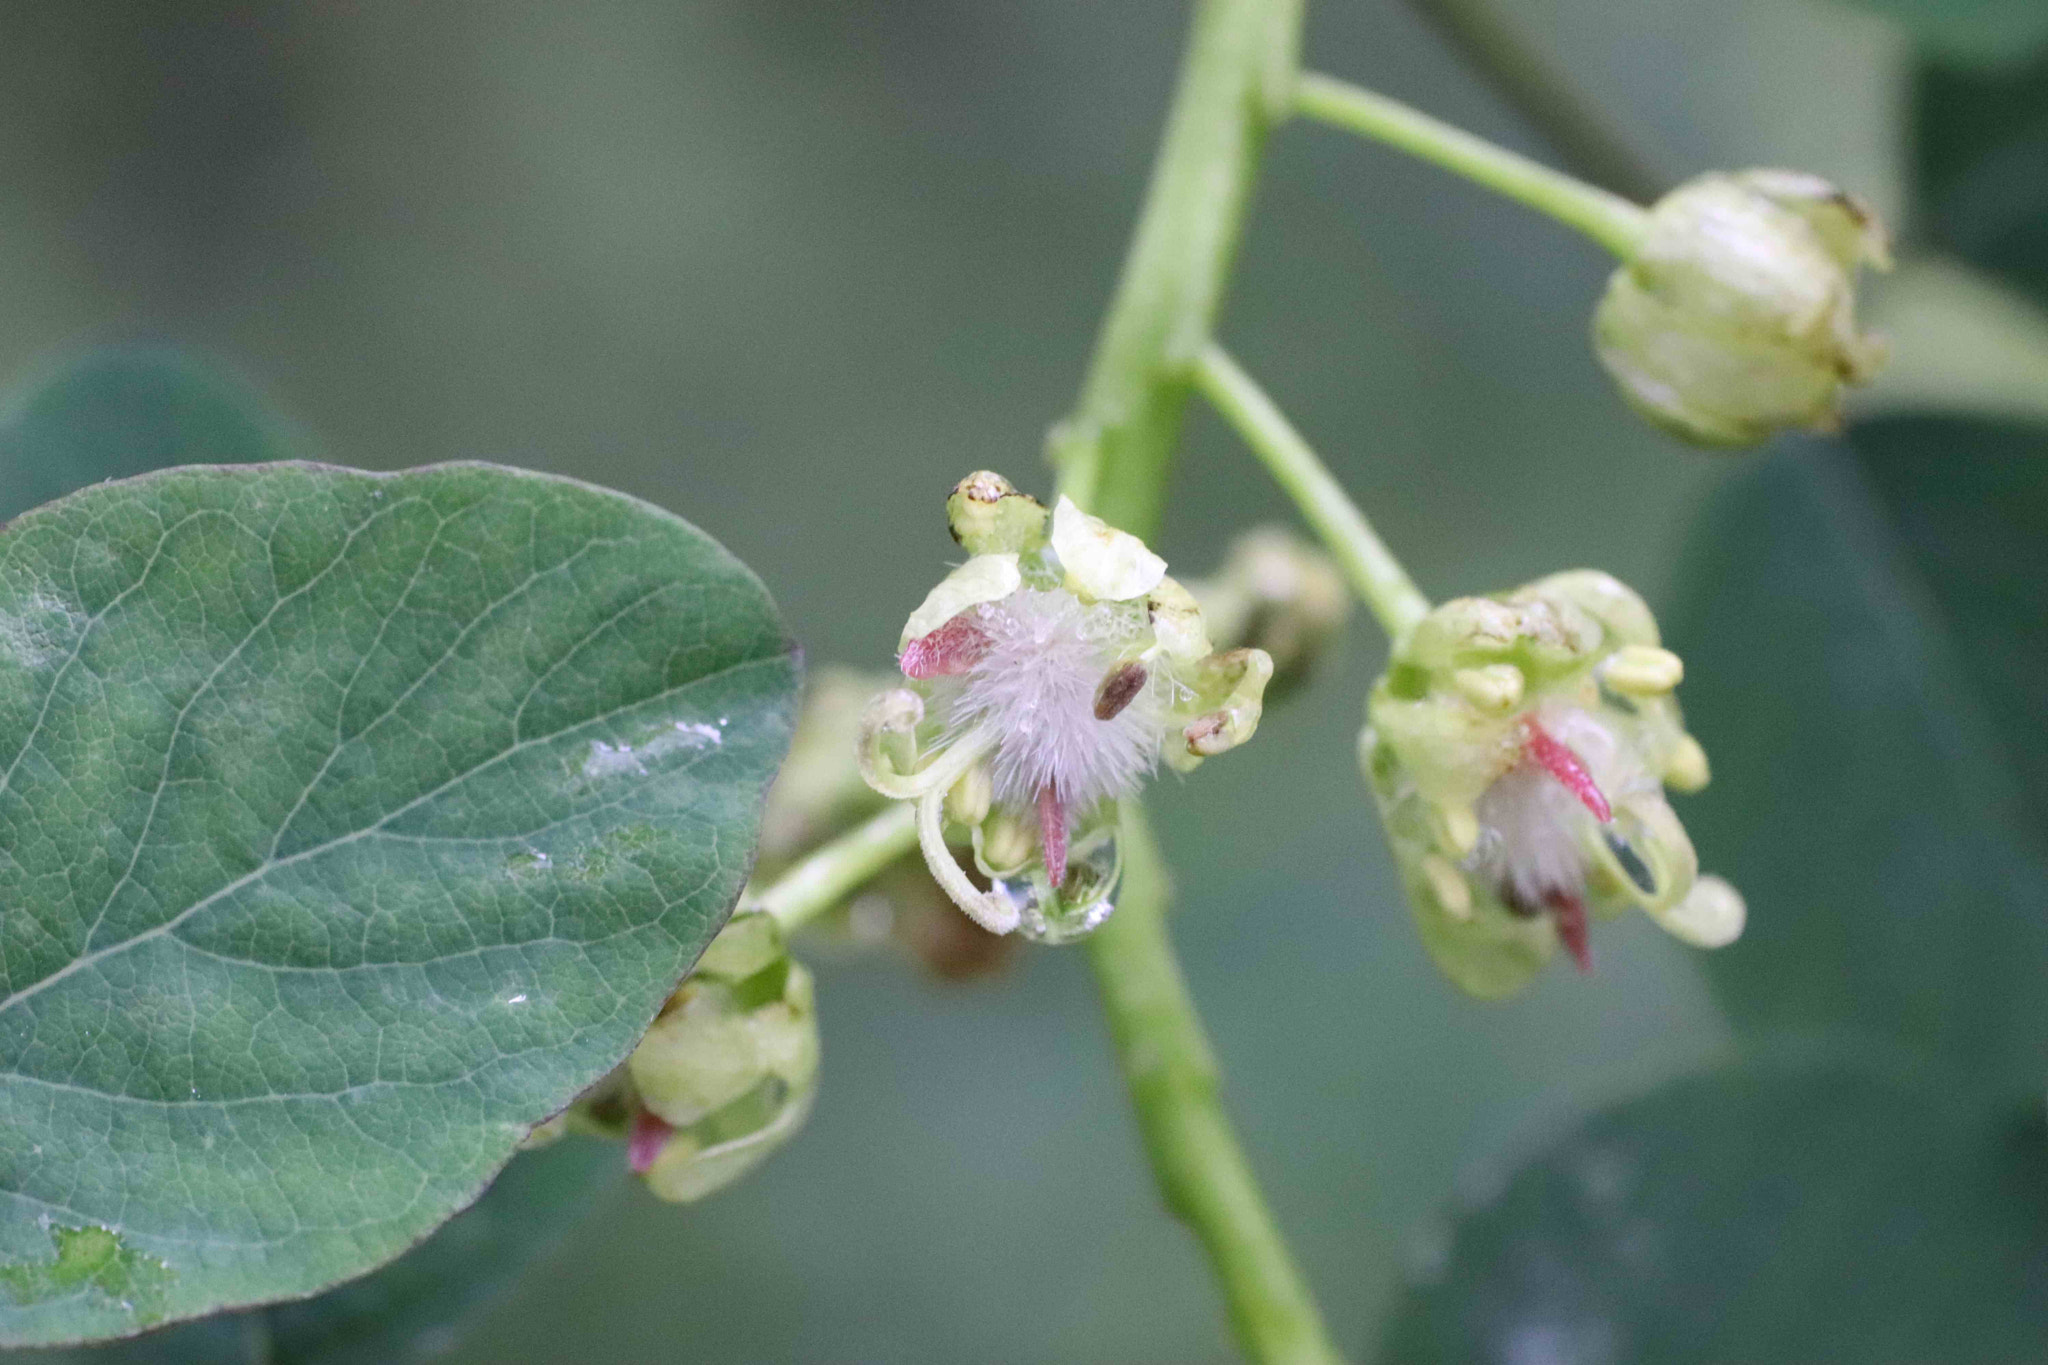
top-left (1594, 169), bottom-right (1891, 447)
top-left (1360, 570), bottom-right (1743, 998)
top-left (859, 472), bottom-right (1271, 941)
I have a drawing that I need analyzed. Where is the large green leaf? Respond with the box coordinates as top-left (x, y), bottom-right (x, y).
top-left (0, 349), bottom-right (297, 521)
top-left (1850, 416), bottom-right (2048, 836)
top-left (1662, 437), bottom-right (2048, 1095)
top-left (1916, 50), bottom-right (2048, 308)
top-left (28, 1136), bottom-right (622, 1365)
top-left (1381, 1057), bottom-right (2048, 1363)
top-left (0, 461), bottom-right (798, 1345)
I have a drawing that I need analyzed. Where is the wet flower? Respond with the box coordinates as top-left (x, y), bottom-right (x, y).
top-left (1594, 169), bottom-right (1891, 447)
top-left (1360, 570), bottom-right (1743, 998)
top-left (859, 471), bottom-right (1272, 941)
top-left (625, 912), bottom-right (819, 1202)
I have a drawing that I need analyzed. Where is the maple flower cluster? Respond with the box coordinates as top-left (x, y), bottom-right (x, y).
top-left (1361, 570), bottom-right (1743, 997)
top-left (859, 472), bottom-right (1272, 941)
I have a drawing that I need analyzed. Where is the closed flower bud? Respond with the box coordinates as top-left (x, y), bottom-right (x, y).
top-left (1188, 527), bottom-right (1350, 699)
top-left (1361, 570), bottom-right (1742, 997)
top-left (1593, 169), bottom-right (1891, 447)
top-left (626, 912), bottom-right (820, 1202)
top-left (861, 475), bottom-right (1271, 942)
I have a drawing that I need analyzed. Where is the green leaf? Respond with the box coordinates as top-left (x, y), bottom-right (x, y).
top-left (1381, 1057), bottom-right (2048, 1363)
top-left (1915, 50), bottom-right (2048, 307)
top-left (1851, 416), bottom-right (2048, 835)
top-left (1662, 437), bottom-right (2048, 1094)
top-left (0, 349), bottom-right (297, 521)
top-left (1851, 0), bottom-right (2048, 67)
top-left (27, 1135), bottom-right (619, 1365)
top-left (0, 461), bottom-right (798, 1346)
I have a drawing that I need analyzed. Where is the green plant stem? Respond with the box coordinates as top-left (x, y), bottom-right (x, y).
top-left (1405, 0), bottom-right (1663, 203)
top-left (1293, 70), bottom-right (1650, 258)
top-left (751, 804), bottom-right (916, 933)
top-left (1050, 0), bottom-right (1304, 541)
top-left (1194, 342), bottom-right (1430, 641)
top-left (1050, 5), bottom-right (1342, 1359)
top-left (1088, 806), bottom-right (1344, 1365)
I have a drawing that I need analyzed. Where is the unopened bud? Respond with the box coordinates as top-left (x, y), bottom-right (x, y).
top-left (1191, 528), bottom-right (1350, 696)
top-left (947, 471), bottom-right (1049, 556)
top-left (944, 759), bottom-right (994, 827)
top-left (627, 912), bottom-right (819, 1202)
top-left (1594, 169), bottom-right (1891, 447)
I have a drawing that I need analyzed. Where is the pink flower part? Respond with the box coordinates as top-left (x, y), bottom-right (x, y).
top-left (628, 1107), bottom-right (674, 1174)
top-left (900, 614), bottom-right (993, 679)
top-left (1521, 716), bottom-right (1612, 823)
top-left (1037, 784), bottom-right (1069, 888)
top-left (1545, 888), bottom-right (1593, 973)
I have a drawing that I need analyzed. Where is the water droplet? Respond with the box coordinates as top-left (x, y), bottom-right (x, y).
top-left (997, 830), bottom-right (1122, 944)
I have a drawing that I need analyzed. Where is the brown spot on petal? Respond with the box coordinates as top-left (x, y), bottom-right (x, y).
top-left (1093, 661), bottom-right (1148, 720)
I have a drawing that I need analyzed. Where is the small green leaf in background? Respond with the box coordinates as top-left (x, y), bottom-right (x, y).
top-left (1382, 1057), bottom-right (2048, 1364)
top-left (1917, 48), bottom-right (2048, 308)
top-left (0, 362), bottom-right (799, 1346)
top-left (25, 1136), bottom-right (620, 1365)
top-left (1661, 434), bottom-right (2048, 1097)
top-left (0, 347), bottom-right (298, 520)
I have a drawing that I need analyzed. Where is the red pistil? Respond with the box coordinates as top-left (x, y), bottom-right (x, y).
top-left (1521, 716), bottom-right (1612, 823)
top-left (899, 614), bottom-right (992, 679)
top-left (1544, 888), bottom-right (1593, 973)
top-left (1037, 784), bottom-right (1069, 888)
top-left (628, 1107), bottom-right (673, 1173)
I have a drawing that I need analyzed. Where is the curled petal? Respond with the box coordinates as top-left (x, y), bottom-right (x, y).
top-left (857, 688), bottom-right (935, 799)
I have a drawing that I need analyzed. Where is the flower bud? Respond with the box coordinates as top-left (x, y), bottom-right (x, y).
top-left (862, 473), bottom-right (1271, 941)
top-left (627, 912), bottom-right (819, 1201)
top-left (1593, 169), bottom-right (1891, 447)
top-left (1361, 570), bottom-right (1741, 997)
top-left (947, 470), bottom-right (1050, 556)
top-left (1188, 527), bottom-right (1350, 698)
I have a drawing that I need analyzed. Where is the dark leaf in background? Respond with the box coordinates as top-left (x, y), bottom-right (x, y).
top-left (0, 360), bottom-right (798, 1345)
top-left (1853, 415), bottom-right (2048, 838)
top-left (1916, 48), bottom-right (2048, 307)
top-left (1662, 437), bottom-right (2048, 1096)
top-left (1382, 1057), bottom-right (2048, 1364)
top-left (0, 347), bottom-right (297, 521)
top-left (1854, 0), bottom-right (2048, 70)
top-left (40, 1137), bottom-right (621, 1365)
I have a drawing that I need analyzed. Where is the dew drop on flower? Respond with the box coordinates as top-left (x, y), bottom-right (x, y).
top-left (998, 830), bottom-right (1123, 944)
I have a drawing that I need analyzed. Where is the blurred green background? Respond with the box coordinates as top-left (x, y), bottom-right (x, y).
top-left (6, 1), bottom-right (2045, 1362)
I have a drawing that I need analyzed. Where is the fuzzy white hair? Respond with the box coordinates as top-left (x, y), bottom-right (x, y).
top-left (1467, 704), bottom-right (1652, 908)
top-left (941, 589), bottom-right (1166, 815)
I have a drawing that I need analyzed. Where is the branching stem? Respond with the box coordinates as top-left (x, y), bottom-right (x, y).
top-left (1193, 342), bottom-right (1430, 641)
top-left (1051, 2), bottom-right (1343, 1361)
top-left (1293, 70), bottom-right (1650, 258)
top-left (752, 804), bottom-right (916, 933)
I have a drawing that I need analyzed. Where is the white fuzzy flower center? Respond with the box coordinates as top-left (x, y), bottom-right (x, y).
top-left (942, 589), bottom-right (1165, 815)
